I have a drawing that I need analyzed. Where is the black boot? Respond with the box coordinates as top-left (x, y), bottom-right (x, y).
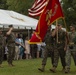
top-left (50, 67), bottom-right (56, 73)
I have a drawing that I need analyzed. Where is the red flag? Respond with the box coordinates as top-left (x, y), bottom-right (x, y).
top-left (29, 0), bottom-right (64, 44)
top-left (28, 0), bottom-right (47, 17)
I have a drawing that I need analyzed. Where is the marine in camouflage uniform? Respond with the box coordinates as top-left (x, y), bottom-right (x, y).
top-left (38, 26), bottom-right (55, 72)
top-left (6, 25), bottom-right (15, 66)
top-left (65, 25), bottom-right (76, 73)
top-left (50, 24), bottom-right (67, 73)
top-left (0, 29), bottom-right (6, 67)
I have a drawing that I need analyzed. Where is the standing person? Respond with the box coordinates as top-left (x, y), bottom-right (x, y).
top-left (6, 25), bottom-right (15, 66)
top-left (65, 24), bottom-right (76, 73)
top-left (18, 34), bottom-right (24, 60)
top-left (37, 43), bottom-right (41, 58)
top-left (50, 24), bottom-right (67, 73)
top-left (24, 36), bottom-right (31, 59)
top-left (14, 33), bottom-right (20, 60)
top-left (0, 29), bottom-right (6, 67)
top-left (30, 31), bottom-right (37, 58)
top-left (38, 26), bottom-right (54, 72)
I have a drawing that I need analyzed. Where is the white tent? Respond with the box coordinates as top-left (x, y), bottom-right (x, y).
top-left (0, 9), bottom-right (56, 30)
top-left (0, 9), bottom-right (38, 29)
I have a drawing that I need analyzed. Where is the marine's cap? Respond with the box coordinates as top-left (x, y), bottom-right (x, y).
top-left (9, 25), bottom-right (13, 27)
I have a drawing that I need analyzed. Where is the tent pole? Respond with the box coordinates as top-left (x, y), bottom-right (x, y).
top-left (18, 26), bottom-right (19, 29)
top-left (28, 29), bottom-right (30, 39)
top-left (3, 25), bottom-right (4, 31)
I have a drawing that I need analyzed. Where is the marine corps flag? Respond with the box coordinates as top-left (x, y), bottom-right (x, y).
top-left (29, 0), bottom-right (64, 44)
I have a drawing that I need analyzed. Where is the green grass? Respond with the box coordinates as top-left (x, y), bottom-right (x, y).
top-left (0, 58), bottom-right (76, 75)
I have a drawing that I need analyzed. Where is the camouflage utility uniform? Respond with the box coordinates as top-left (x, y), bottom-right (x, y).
top-left (0, 34), bottom-right (5, 65)
top-left (65, 32), bottom-right (76, 72)
top-left (52, 29), bottom-right (66, 69)
top-left (38, 29), bottom-right (55, 72)
top-left (7, 32), bottom-right (15, 65)
top-left (42, 31), bottom-right (54, 66)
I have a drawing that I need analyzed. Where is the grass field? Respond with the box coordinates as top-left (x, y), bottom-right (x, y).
top-left (0, 58), bottom-right (76, 75)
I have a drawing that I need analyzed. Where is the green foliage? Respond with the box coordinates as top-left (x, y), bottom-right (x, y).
top-left (0, 0), bottom-right (8, 9)
top-left (62, 0), bottom-right (76, 27)
top-left (7, 0), bottom-right (35, 15)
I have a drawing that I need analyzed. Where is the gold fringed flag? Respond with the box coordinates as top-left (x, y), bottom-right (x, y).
top-left (29, 0), bottom-right (64, 44)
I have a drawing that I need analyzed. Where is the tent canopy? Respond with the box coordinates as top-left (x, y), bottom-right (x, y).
top-left (0, 9), bottom-right (38, 29)
top-left (0, 9), bottom-right (57, 30)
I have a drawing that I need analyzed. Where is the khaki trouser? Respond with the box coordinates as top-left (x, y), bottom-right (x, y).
top-left (14, 46), bottom-right (20, 60)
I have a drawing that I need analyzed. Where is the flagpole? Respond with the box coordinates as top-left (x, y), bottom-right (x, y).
top-left (63, 18), bottom-right (68, 31)
top-left (56, 20), bottom-right (58, 43)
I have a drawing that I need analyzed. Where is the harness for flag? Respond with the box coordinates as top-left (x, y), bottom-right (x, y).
top-left (28, 0), bottom-right (64, 44)
top-left (28, 0), bottom-right (47, 17)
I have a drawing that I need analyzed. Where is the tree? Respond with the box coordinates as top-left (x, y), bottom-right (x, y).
top-left (61, 0), bottom-right (76, 28)
top-left (7, 0), bottom-right (35, 15)
top-left (0, 0), bottom-right (8, 9)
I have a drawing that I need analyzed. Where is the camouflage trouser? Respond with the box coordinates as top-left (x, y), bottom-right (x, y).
top-left (7, 45), bottom-right (15, 64)
top-left (65, 45), bottom-right (76, 69)
top-left (0, 46), bottom-right (4, 64)
top-left (42, 45), bottom-right (54, 66)
top-left (53, 44), bottom-right (66, 68)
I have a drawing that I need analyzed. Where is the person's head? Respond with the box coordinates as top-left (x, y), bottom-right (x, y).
top-left (15, 33), bottom-right (18, 38)
top-left (18, 33), bottom-right (23, 38)
top-left (25, 36), bottom-right (29, 40)
top-left (52, 29), bottom-right (55, 32)
top-left (57, 24), bottom-right (62, 30)
top-left (70, 24), bottom-right (76, 31)
top-left (8, 24), bottom-right (14, 30)
top-left (32, 30), bottom-right (35, 34)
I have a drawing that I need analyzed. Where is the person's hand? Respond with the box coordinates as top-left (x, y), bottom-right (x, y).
top-left (55, 26), bottom-right (58, 32)
top-left (10, 27), bottom-right (13, 31)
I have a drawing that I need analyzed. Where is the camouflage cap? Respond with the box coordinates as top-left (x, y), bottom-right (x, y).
top-left (70, 24), bottom-right (76, 28)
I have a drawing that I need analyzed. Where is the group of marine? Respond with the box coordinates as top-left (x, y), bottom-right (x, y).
top-left (0, 24), bottom-right (76, 74)
top-left (38, 24), bottom-right (76, 74)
